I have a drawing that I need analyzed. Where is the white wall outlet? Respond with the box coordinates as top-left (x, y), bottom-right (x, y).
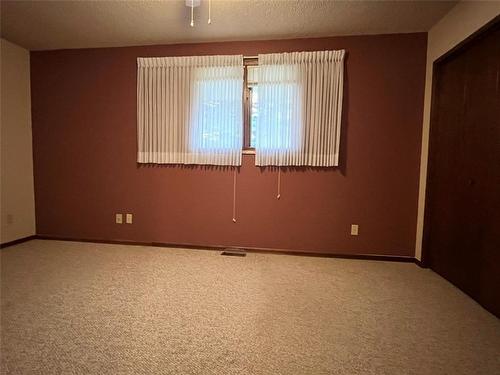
top-left (115, 214), bottom-right (123, 224)
top-left (126, 213), bottom-right (133, 224)
top-left (351, 224), bottom-right (359, 236)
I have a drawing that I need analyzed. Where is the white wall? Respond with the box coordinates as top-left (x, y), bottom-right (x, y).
top-left (0, 38), bottom-right (36, 243)
top-left (415, 2), bottom-right (500, 260)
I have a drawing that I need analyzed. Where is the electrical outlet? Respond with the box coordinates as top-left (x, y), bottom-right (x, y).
top-left (126, 213), bottom-right (133, 224)
top-left (351, 224), bottom-right (359, 236)
top-left (115, 214), bottom-right (123, 224)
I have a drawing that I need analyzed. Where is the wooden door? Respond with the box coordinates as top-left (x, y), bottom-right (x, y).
top-left (424, 21), bottom-right (500, 317)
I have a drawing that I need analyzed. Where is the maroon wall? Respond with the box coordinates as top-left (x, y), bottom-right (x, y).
top-left (30, 33), bottom-right (426, 256)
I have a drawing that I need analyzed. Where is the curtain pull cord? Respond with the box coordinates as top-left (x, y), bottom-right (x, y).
top-left (277, 167), bottom-right (281, 200)
top-left (190, 0), bottom-right (194, 27)
top-left (232, 168), bottom-right (237, 222)
top-left (208, 0), bottom-right (212, 24)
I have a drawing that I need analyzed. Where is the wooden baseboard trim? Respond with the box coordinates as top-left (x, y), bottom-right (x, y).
top-left (36, 235), bottom-right (417, 263)
top-left (413, 258), bottom-right (427, 268)
top-left (0, 235), bottom-right (38, 249)
top-left (243, 246), bottom-right (415, 263)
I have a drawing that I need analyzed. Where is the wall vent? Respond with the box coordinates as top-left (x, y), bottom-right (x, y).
top-left (221, 248), bottom-right (246, 257)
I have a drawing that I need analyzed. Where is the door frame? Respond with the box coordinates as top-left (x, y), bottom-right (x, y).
top-left (421, 15), bottom-right (500, 267)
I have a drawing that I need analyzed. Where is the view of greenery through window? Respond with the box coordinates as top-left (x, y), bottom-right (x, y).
top-left (249, 84), bottom-right (258, 148)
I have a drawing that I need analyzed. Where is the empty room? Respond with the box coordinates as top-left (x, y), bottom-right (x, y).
top-left (1, 1), bottom-right (499, 374)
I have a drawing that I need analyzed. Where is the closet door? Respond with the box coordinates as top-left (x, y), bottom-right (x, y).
top-left (463, 25), bottom-right (500, 315)
top-left (425, 22), bottom-right (500, 316)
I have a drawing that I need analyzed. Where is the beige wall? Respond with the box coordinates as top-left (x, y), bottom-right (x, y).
top-left (1, 38), bottom-right (36, 243)
top-left (415, 2), bottom-right (500, 260)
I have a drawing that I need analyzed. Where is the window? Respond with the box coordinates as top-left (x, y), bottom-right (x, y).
top-left (190, 66), bottom-right (243, 152)
top-left (243, 60), bottom-right (259, 150)
top-left (255, 64), bottom-right (301, 152)
top-left (137, 51), bottom-right (344, 167)
top-left (248, 84), bottom-right (258, 148)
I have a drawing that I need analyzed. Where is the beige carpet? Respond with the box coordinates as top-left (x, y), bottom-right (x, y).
top-left (1, 240), bottom-right (499, 375)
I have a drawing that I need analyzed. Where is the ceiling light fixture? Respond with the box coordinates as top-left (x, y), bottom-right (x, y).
top-left (186, 0), bottom-right (212, 27)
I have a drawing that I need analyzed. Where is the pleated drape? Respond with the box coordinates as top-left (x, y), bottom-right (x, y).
top-left (137, 55), bottom-right (244, 165)
top-left (255, 50), bottom-right (345, 166)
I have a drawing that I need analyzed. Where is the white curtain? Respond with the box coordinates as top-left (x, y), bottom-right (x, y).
top-left (255, 50), bottom-right (345, 166)
top-left (137, 55), bottom-right (243, 165)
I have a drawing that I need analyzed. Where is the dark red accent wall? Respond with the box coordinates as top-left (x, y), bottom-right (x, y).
top-left (30, 33), bottom-right (426, 256)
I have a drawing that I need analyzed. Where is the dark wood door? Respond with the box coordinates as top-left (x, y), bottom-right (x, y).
top-left (424, 21), bottom-right (500, 317)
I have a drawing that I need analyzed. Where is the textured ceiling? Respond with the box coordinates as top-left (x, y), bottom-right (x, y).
top-left (0, 0), bottom-right (457, 51)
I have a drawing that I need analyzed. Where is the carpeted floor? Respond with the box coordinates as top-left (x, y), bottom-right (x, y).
top-left (1, 240), bottom-right (499, 374)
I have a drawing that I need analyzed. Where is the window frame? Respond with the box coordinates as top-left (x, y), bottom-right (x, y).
top-left (243, 57), bottom-right (258, 152)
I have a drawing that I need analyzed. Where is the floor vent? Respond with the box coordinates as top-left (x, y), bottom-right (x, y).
top-left (221, 248), bottom-right (246, 257)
